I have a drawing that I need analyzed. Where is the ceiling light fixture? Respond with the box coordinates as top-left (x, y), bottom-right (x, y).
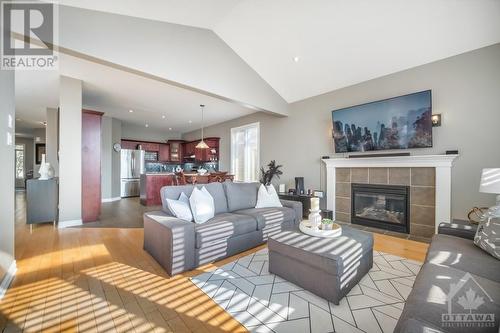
top-left (168, 127), bottom-right (172, 131)
top-left (293, 56), bottom-right (300, 63)
top-left (196, 104), bottom-right (209, 149)
top-left (145, 124), bottom-right (149, 128)
top-left (129, 109), bottom-right (134, 113)
top-left (162, 115), bottom-right (166, 119)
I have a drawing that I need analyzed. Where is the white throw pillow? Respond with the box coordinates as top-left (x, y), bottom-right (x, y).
top-left (255, 184), bottom-right (283, 208)
top-left (189, 187), bottom-right (215, 224)
top-left (474, 217), bottom-right (500, 260)
top-left (166, 192), bottom-right (192, 222)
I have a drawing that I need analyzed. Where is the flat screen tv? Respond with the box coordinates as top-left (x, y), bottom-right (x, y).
top-left (332, 90), bottom-right (432, 153)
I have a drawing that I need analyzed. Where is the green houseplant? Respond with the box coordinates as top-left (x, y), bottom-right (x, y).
top-left (321, 218), bottom-right (334, 230)
top-left (260, 160), bottom-right (283, 186)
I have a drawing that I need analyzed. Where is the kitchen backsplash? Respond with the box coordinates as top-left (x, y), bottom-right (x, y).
top-left (145, 161), bottom-right (219, 173)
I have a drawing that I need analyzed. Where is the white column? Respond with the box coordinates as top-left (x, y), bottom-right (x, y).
top-left (46, 108), bottom-right (59, 176)
top-left (58, 76), bottom-right (82, 227)
top-left (435, 166), bottom-right (453, 232)
top-left (325, 164), bottom-right (336, 218)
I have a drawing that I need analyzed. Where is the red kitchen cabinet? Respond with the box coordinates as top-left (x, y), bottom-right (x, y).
top-left (121, 140), bottom-right (139, 150)
top-left (159, 144), bottom-right (170, 161)
top-left (82, 110), bottom-right (104, 222)
top-left (168, 140), bottom-right (184, 162)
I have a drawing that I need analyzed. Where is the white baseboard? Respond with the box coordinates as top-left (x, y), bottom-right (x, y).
top-left (101, 197), bottom-right (121, 203)
top-left (58, 219), bottom-right (83, 228)
top-left (0, 261), bottom-right (17, 300)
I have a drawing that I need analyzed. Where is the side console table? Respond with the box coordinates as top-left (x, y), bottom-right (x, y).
top-left (26, 178), bottom-right (59, 232)
top-left (278, 193), bottom-right (333, 219)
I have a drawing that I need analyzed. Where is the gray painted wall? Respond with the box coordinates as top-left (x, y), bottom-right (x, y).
top-left (46, 108), bottom-right (59, 176)
top-left (59, 76), bottom-right (82, 223)
top-left (101, 117), bottom-right (122, 200)
top-left (0, 67), bottom-right (15, 283)
top-left (111, 118), bottom-right (122, 197)
top-left (121, 121), bottom-right (181, 142)
top-left (183, 43), bottom-right (500, 220)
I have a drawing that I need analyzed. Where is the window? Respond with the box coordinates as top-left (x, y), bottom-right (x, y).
top-left (231, 122), bottom-right (260, 182)
top-left (15, 144), bottom-right (25, 179)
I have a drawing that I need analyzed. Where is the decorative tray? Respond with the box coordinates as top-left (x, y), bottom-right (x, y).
top-left (299, 220), bottom-right (342, 238)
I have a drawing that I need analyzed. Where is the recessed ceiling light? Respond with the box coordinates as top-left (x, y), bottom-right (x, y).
top-left (168, 127), bottom-right (172, 131)
top-left (145, 124), bottom-right (149, 128)
top-left (293, 56), bottom-right (300, 63)
top-left (129, 109), bottom-right (134, 113)
top-left (188, 120), bottom-right (192, 124)
top-left (162, 115), bottom-right (166, 119)
top-left (16, 118), bottom-right (21, 121)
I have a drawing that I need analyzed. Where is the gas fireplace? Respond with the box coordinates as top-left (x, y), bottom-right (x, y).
top-left (351, 183), bottom-right (410, 234)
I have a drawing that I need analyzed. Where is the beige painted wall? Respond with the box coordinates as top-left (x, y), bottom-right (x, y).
top-left (0, 67), bottom-right (15, 283)
top-left (183, 43), bottom-right (500, 220)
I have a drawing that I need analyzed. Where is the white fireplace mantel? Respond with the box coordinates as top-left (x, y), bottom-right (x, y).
top-left (322, 154), bottom-right (459, 233)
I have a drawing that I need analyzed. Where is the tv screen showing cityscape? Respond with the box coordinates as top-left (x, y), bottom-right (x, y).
top-left (332, 90), bottom-right (432, 153)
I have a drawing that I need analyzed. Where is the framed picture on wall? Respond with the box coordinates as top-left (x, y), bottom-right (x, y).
top-left (35, 143), bottom-right (46, 164)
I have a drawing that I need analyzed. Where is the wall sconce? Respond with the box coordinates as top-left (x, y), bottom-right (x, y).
top-left (431, 114), bottom-right (442, 127)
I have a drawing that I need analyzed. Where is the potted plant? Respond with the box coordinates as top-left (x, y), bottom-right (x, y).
top-left (321, 218), bottom-right (334, 230)
top-left (260, 160), bottom-right (283, 186)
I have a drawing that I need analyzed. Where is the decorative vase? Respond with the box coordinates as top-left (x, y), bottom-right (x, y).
top-left (38, 154), bottom-right (53, 180)
top-left (308, 209), bottom-right (322, 231)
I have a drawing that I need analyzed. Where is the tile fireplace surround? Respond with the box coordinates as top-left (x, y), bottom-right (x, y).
top-left (322, 154), bottom-right (458, 237)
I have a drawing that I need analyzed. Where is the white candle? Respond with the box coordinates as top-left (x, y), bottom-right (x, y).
top-left (311, 197), bottom-right (320, 211)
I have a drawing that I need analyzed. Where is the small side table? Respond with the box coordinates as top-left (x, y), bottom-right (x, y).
top-left (26, 178), bottom-right (58, 232)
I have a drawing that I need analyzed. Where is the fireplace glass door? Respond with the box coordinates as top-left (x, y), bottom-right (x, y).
top-left (351, 184), bottom-right (410, 233)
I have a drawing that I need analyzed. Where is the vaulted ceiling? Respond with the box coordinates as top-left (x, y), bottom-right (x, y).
top-left (15, 1), bottom-right (500, 131)
top-left (61, 0), bottom-right (500, 102)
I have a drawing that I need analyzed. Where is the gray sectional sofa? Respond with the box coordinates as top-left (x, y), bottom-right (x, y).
top-left (143, 182), bottom-right (302, 276)
top-left (395, 222), bottom-right (500, 333)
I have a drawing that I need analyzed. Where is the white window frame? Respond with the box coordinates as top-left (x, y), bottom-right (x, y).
top-left (230, 122), bottom-right (260, 182)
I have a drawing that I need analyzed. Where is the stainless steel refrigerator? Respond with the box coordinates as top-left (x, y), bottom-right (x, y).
top-left (120, 149), bottom-right (145, 197)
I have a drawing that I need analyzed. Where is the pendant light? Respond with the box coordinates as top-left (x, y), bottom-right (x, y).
top-left (196, 104), bottom-right (209, 149)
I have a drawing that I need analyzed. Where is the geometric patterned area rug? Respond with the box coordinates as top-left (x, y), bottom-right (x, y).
top-left (190, 247), bottom-right (422, 333)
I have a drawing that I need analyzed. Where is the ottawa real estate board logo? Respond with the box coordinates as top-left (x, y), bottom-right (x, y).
top-left (442, 272), bottom-right (496, 330)
top-left (1, 1), bottom-right (58, 70)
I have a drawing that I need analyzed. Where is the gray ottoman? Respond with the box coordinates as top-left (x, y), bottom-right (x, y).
top-left (268, 226), bottom-right (373, 305)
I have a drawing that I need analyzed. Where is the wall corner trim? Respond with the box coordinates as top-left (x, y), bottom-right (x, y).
top-left (0, 260), bottom-right (17, 300)
top-left (58, 219), bottom-right (83, 228)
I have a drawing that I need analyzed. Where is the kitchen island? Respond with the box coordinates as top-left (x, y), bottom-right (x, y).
top-left (140, 172), bottom-right (235, 206)
top-left (140, 173), bottom-right (175, 206)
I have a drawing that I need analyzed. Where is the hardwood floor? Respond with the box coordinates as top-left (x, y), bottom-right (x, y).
top-left (0, 192), bottom-right (428, 332)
